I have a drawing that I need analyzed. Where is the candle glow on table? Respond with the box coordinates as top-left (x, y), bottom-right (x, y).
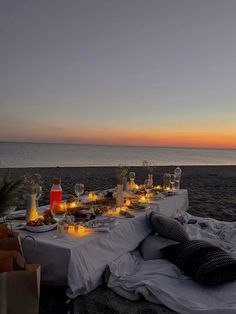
top-left (125, 199), bottom-right (131, 206)
top-left (88, 192), bottom-right (98, 201)
top-left (139, 195), bottom-right (147, 202)
top-left (67, 201), bottom-right (77, 208)
top-left (106, 208), bottom-right (121, 215)
top-left (67, 224), bottom-right (92, 236)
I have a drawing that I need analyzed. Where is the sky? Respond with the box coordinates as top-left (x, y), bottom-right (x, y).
top-left (1, 0), bottom-right (236, 149)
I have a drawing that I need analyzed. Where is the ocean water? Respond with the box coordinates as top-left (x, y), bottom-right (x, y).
top-left (0, 142), bottom-right (236, 168)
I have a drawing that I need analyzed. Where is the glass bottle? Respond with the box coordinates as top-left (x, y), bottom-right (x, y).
top-left (50, 178), bottom-right (62, 209)
top-left (163, 171), bottom-right (171, 190)
top-left (174, 167), bottom-right (182, 190)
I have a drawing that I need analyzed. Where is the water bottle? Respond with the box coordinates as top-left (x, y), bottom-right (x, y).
top-left (174, 167), bottom-right (182, 190)
top-left (50, 178), bottom-right (62, 209)
top-left (163, 171), bottom-right (171, 190)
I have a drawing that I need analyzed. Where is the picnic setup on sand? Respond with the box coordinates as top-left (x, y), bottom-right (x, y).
top-left (1, 165), bottom-right (236, 314)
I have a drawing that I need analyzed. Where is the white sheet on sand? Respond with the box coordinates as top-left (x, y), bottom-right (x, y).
top-left (107, 212), bottom-right (236, 314)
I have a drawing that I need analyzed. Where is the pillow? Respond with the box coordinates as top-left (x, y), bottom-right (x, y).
top-left (161, 240), bottom-right (236, 285)
top-left (139, 234), bottom-right (178, 260)
top-left (150, 212), bottom-right (189, 242)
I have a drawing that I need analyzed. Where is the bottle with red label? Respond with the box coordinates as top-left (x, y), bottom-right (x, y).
top-left (49, 178), bottom-right (62, 209)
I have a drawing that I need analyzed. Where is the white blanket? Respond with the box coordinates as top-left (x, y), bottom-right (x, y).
top-left (107, 213), bottom-right (236, 314)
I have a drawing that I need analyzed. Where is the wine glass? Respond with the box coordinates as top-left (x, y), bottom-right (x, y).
top-left (144, 179), bottom-right (151, 198)
top-left (51, 200), bottom-right (67, 221)
top-left (129, 172), bottom-right (135, 181)
top-left (170, 174), bottom-right (176, 191)
top-left (35, 185), bottom-right (42, 208)
top-left (128, 172), bottom-right (135, 189)
top-left (74, 183), bottom-right (84, 201)
top-left (51, 201), bottom-right (67, 238)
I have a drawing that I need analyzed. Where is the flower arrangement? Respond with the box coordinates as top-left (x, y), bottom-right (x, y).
top-left (23, 173), bottom-right (42, 194)
top-left (142, 160), bottom-right (155, 174)
top-left (116, 164), bottom-right (129, 184)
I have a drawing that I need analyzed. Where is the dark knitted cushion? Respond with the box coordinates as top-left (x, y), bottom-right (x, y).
top-left (139, 234), bottom-right (178, 260)
top-left (161, 240), bottom-right (236, 285)
top-left (150, 212), bottom-right (189, 242)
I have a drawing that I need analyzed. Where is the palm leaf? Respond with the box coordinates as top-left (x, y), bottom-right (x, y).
top-left (0, 176), bottom-right (23, 214)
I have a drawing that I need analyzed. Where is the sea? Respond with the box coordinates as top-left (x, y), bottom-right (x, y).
top-left (0, 142), bottom-right (236, 168)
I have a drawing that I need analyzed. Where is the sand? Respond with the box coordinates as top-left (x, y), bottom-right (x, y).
top-left (1, 165), bottom-right (236, 221)
top-left (1, 165), bottom-right (236, 313)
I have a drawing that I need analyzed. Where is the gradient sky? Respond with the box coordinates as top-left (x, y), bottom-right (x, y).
top-left (1, 0), bottom-right (236, 148)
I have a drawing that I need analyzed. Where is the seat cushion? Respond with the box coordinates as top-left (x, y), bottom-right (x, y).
top-left (139, 234), bottom-right (178, 260)
top-left (150, 212), bottom-right (189, 242)
top-left (161, 240), bottom-right (236, 285)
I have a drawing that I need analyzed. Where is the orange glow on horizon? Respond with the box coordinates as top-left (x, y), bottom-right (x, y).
top-left (3, 124), bottom-right (236, 149)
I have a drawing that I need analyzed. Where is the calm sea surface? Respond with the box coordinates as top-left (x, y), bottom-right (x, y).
top-left (0, 142), bottom-right (236, 168)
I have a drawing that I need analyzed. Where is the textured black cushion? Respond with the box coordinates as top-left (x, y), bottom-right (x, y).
top-left (161, 240), bottom-right (236, 285)
top-left (139, 234), bottom-right (178, 260)
top-left (150, 212), bottom-right (189, 242)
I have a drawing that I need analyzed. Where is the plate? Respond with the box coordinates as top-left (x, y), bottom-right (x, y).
top-left (25, 223), bottom-right (57, 233)
top-left (85, 217), bottom-right (117, 232)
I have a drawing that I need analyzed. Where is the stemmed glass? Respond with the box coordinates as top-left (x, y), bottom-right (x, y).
top-left (74, 183), bottom-right (84, 201)
top-left (51, 201), bottom-right (67, 238)
top-left (144, 179), bottom-right (151, 199)
top-left (170, 174), bottom-right (176, 191)
top-left (129, 172), bottom-right (135, 189)
top-left (35, 185), bottom-right (42, 208)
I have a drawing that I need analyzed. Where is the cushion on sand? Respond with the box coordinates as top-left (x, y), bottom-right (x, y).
top-left (161, 240), bottom-right (236, 285)
top-left (150, 212), bottom-right (189, 242)
top-left (139, 234), bottom-right (178, 260)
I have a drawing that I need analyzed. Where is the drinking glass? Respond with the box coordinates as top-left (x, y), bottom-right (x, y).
top-left (144, 179), bottom-right (151, 197)
top-left (170, 174), bottom-right (176, 191)
top-left (74, 183), bottom-right (84, 201)
top-left (35, 185), bottom-right (42, 208)
top-left (129, 172), bottom-right (135, 181)
top-left (174, 167), bottom-right (182, 190)
top-left (128, 172), bottom-right (136, 190)
top-left (51, 201), bottom-right (67, 238)
top-left (51, 200), bottom-right (67, 221)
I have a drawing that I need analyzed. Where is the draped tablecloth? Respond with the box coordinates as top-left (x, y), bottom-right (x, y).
top-left (18, 189), bottom-right (188, 298)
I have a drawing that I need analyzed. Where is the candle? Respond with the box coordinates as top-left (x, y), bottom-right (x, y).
top-left (68, 225), bottom-right (75, 234)
top-left (125, 199), bottom-right (131, 206)
top-left (139, 195), bottom-right (147, 202)
top-left (88, 192), bottom-right (97, 201)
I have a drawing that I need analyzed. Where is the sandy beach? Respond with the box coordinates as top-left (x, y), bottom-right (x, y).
top-left (1, 165), bottom-right (236, 313)
top-left (1, 165), bottom-right (236, 221)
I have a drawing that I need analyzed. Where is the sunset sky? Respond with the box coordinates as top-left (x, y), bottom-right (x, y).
top-left (1, 0), bottom-right (236, 149)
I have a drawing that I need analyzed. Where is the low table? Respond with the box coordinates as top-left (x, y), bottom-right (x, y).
top-left (18, 189), bottom-right (188, 298)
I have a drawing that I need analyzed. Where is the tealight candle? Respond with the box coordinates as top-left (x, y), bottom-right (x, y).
top-left (88, 192), bottom-right (97, 200)
top-left (125, 199), bottom-right (131, 206)
top-left (139, 195), bottom-right (147, 202)
top-left (68, 225), bottom-right (75, 234)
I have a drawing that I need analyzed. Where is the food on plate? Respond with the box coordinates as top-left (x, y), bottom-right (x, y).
top-left (26, 210), bottom-right (57, 226)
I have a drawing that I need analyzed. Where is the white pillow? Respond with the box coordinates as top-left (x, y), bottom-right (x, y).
top-left (139, 234), bottom-right (178, 260)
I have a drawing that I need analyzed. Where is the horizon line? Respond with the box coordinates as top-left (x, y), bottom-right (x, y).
top-left (0, 140), bottom-right (236, 151)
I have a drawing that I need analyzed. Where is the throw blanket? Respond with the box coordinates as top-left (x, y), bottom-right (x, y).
top-left (107, 213), bottom-right (236, 314)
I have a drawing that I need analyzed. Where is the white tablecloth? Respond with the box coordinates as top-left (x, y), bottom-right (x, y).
top-left (19, 189), bottom-right (188, 298)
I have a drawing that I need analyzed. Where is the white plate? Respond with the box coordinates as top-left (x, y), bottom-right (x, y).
top-left (25, 223), bottom-right (57, 233)
top-left (85, 218), bottom-right (117, 232)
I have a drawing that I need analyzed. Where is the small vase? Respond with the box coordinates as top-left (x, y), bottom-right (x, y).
top-left (148, 174), bottom-right (153, 187)
top-left (115, 184), bottom-right (124, 207)
top-left (122, 176), bottom-right (128, 191)
top-left (26, 193), bottom-right (39, 222)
